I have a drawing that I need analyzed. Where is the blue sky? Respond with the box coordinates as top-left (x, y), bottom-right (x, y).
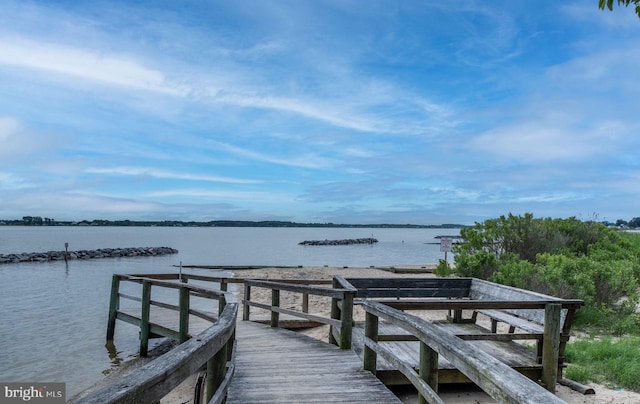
top-left (1, 1), bottom-right (639, 225)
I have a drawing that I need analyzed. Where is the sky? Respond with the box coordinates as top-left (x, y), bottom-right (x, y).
top-left (0, 1), bottom-right (639, 225)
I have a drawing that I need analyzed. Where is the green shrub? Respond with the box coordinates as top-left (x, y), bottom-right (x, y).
top-left (433, 259), bottom-right (452, 277)
top-left (454, 250), bottom-right (499, 279)
top-left (454, 214), bottom-right (640, 314)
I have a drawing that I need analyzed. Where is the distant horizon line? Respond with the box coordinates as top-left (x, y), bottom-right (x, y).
top-left (0, 217), bottom-right (468, 228)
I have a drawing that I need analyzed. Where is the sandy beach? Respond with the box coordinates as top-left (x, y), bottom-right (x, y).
top-left (159, 265), bottom-right (640, 403)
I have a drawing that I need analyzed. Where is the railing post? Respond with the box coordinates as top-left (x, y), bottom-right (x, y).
top-left (106, 275), bottom-right (120, 341)
top-left (329, 278), bottom-right (340, 346)
top-left (339, 291), bottom-right (354, 349)
top-left (302, 292), bottom-right (309, 313)
top-left (363, 311), bottom-right (378, 374)
top-left (206, 341), bottom-right (228, 403)
top-left (140, 280), bottom-right (152, 357)
top-left (419, 341), bottom-right (439, 404)
top-left (542, 303), bottom-right (561, 392)
top-left (243, 283), bottom-right (251, 321)
top-left (179, 285), bottom-right (190, 344)
top-left (218, 279), bottom-right (228, 316)
top-left (270, 289), bottom-right (280, 328)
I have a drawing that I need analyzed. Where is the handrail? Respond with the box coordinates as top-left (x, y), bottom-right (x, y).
top-left (94, 273), bottom-right (238, 403)
top-left (241, 277), bottom-right (356, 349)
top-left (361, 301), bottom-right (565, 404)
top-left (78, 301), bottom-right (238, 404)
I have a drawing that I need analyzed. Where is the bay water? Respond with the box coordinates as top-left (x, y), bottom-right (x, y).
top-left (0, 226), bottom-right (459, 398)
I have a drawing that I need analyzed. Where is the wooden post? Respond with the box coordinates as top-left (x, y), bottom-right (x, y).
top-left (542, 303), bottom-right (561, 392)
top-left (242, 283), bottom-right (251, 321)
top-left (363, 311), bottom-right (378, 374)
top-left (206, 343), bottom-right (228, 403)
top-left (270, 289), bottom-right (280, 328)
top-left (140, 280), bottom-right (152, 357)
top-left (64, 242), bottom-right (69, 263)
top-left (329, 278), bottom-right (340, 346)
top-left (106, 275), bottom-right (120, 341)
top-left (339, 291), bottom-right (354, 349)
top-left (179, 285), bottom-right (190, 344)
top-left (302, 292), bottom-right (309, 313)
top-left (217, 278), bottom-right (227, 317)
top-left (419, 341), bottom-right (439, 404)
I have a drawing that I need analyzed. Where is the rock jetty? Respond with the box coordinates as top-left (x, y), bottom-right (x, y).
top-left (298, 238), bottom-right (378, 246)
top-left (0, 246), bottom-right (178, 264)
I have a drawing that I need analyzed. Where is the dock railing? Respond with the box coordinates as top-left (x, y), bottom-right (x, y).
top-left (81, 273), bottom-right (238, 404)
top-left (361, 300), bottom-right (566, 404)
top-left (241, 275), bottom-right (357, 349)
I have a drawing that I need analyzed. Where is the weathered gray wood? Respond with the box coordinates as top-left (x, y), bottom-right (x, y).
top-left (542, 303), bottom-right (561, 392)
top-left (106, 275), bottom-right (120, 341)
top-left (340, 289), bottom-right (355, 349)
top-left (363, 311), bottom-right (379, 373)
top-left (363, 336), bottom-right (443, 404)
top-left (179, 286), bottom-right (190, 343)
top-left (356, 289), bottom-right (470, 298)
top-left (242, 284), bottom-right (251, 320)
top-left (140, 280), bottom-right (152, 357)
top-left (419, 341), bottom-right (438, 404)
top-left (362, 301), bottom-right (565, 404)
top-left (79, 303), bottom-right (238, 404)
top-left (558, 378), bottom-right (595, 395)
top-left (385, 299), bottom-right (563, 311)
top-left (476, 309), bottom-right (545, 333)
top-left (208, 364), bottom-right (235, 404)
top-left (345, 277), bottom-right (472, 289)
top-left (121, 275), bottom-right (226, 298)
top-left (207, 340), bottom-right (228, 402)
top-left (270, 289), bottom-right (280, 327)
top-left (329, 278), bottom-right (340, 346)
top-left (227, 321), bottom-right (401, 403)
top-left (244, 279), bottom-right (345, 298)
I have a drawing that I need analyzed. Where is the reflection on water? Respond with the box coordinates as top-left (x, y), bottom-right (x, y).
top-left (104, 341), bottom-right (122, 369)
top-left (0, 226), bottom-right (459, 397)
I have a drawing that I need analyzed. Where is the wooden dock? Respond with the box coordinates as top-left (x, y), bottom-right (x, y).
top-left (227, 320), bottom-right (402, 403)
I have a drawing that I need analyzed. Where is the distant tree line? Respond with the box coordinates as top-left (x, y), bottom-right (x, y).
top-left (0, 217), bottom-right (465, 229)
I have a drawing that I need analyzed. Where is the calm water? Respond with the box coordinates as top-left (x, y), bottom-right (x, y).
top-left (0, 226), bottom-right (459, 398)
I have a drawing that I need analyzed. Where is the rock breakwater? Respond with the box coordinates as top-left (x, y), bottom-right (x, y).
top-left (0, 246), bottom-right (178, 264)
top-left (298, 238), bottom-right (378, 246)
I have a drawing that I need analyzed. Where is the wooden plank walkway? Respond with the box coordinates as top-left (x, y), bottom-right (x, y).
top-left (227, 321), bottom-right (402, 403)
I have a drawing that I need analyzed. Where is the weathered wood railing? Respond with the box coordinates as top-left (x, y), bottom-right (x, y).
top-left (106, 273), bottom-right (235, 355)
top-left (361, 301), bottom-right (566, 404)
top-left (343, 277), bottom-right (582, 390)
top-left (82, 273), bottom-right (238, 404)
top-left (241, 276), bottom-right (357, 349)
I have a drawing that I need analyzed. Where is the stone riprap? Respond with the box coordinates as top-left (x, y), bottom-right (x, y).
top-left (0, 246), bottom-right (178, 264)
top-left (298, 238), bottom-right (378, 246)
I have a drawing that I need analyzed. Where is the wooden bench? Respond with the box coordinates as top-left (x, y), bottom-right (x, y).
top-left (342, 277), bottom-right (583, 392)
top-left (469, 279), bottom-right (581, 380)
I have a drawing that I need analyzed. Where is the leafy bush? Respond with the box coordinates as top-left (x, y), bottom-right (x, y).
top-left (433, 259), bottom-right (453, 277)
top-left (453, 213), bottom-right (640, 313)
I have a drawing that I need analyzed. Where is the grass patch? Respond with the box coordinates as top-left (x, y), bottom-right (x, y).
top-left (573, 306), bottom-right (640, 336)
top-left (565, 336), bottom-right (640, 391)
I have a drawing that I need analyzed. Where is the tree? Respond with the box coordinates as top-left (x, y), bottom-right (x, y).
top-left (599, 0), bottom-right (640, 18)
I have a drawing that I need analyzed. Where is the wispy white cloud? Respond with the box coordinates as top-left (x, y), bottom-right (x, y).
top-left (146, 188), bottom-right (289, 203)
top-left (208, 141), bottom-right (336, 170)
top-left (86, 167), bottom-right (260, 184)
top-left (0, 38), bottom-right (186, 96)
